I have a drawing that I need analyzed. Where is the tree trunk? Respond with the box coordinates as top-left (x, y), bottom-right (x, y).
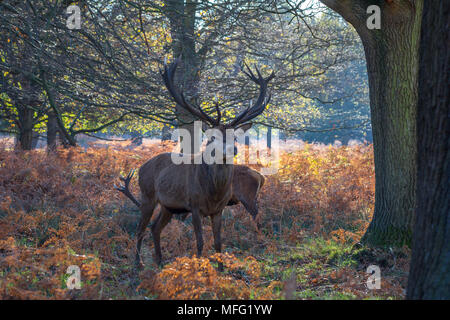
top-left (321, 0), bottom-right (423, 246)
top-left (161, 124), bottom-right (172, 141)
top-left (360, 9), bottom-right (421, 246)
top-left (165, 0), bottom-right (202, 153)
top-left (16, 106), bottom-right (34, 150)
top-left (47, 111), bottom-right (58, 150)
top-left (31, 132), bottom-right (39, 149)
top-left (58, 129), bottom-right (69, 148)
top-left (407, 0), bottom-right (449, 299)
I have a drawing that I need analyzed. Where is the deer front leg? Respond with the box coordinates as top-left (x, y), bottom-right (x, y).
top-left (191, 209), bottom-right (204, 258)
top-left (151, 207), bottom-right (172, 266)
top-left (211, 213), bottom-right (223, 272)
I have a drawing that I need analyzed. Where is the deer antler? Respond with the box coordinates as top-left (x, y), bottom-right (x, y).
top-left (161, 57), bottom-right (274, 128)
top-left (160, 58), bottom-right (220, 126)
top-left (114, 170), bottom-right (141, 208)
top-left (227, 63), bottom-right (275, 127)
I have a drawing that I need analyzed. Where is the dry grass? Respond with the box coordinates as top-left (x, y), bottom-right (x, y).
top-left (0, 139), bottom-right (409, 299)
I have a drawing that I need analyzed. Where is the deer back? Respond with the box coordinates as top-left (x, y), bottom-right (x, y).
top-left (138, 152), bottom-right (173, 197)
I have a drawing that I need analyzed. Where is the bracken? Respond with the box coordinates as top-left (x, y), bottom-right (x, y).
top-left (0, 139), bottom-right (407, 300)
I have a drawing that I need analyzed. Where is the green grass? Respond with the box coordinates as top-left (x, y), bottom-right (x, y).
top-left (250, 236), bottom-right (406, 300)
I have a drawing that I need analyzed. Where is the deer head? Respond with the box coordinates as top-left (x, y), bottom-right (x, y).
top-left (161, 58), bottom-right (275, 161)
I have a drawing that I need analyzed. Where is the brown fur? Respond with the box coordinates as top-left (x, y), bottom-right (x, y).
top-left (178, 165), bottom-right (265, 220)
top-left (130, 155), bottom-right (264, 268)
top-left (229, 165), bottom-right (265, 218)
top-left (134, 152), bottom-right (233, 268)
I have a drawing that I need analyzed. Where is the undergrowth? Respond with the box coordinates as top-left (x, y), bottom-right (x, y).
top-left (0, 140), bottom-right (409, 299)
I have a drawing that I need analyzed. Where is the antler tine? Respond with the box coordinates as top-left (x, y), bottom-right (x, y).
top-left (126, 169), bottom-right (135, 181)
top-left (117, 169), bottom-right (134, 186)
top-left (180, 92), bottom-right (218, 125)
top-left (114, 169), bottom-right (141, 208)
top-left (244, 93), bottom-right (272, 121)
top-left (160, 58), bottom-right (218, 126)
top-left (114, 180), bottom-right (127, 192)
top-left (267, 70), bottom-right (275, 82)
top-left (228, 64), bottom-right (275, 127)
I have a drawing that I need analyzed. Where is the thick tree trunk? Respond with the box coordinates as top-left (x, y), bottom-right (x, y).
top-left (360, 9), bottom-right (422, 246)
top-left (407, 0), bottom-right (449, 299)
top-left (165, 0), bottom-right (202, 153)
top-left (47, 111), bottom-right (58, 150)
top-left (321, 0), bottom-right (423, 246)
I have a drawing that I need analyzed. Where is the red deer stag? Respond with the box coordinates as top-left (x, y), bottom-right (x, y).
top-left (116, 58), bottom-right (274, 269)
top-left (117, 165), bottom-right (265, 257)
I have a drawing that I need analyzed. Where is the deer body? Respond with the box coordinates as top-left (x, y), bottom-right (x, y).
top-left (180, 165), bottom-right (265, 220)
top-left (139, 152), bottom-right (236, 215)
top-left (118, 160), bottom-right (265, 268)
top-left (150, 153), bottom-right (233, 216)
top-left (136, 152), bottom-right (233, 267)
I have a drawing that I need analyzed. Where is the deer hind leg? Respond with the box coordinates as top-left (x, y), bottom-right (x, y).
top-left (151, 206), bottom-right (173, 266)
top-left (211, 213), bottom-right (223, 272)
top-left (135, 195), bottom-right (156, 268)
top-left (191, 209), bottom-right (204, 258)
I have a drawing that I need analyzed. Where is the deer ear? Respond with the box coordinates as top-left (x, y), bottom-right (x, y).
top-left (236, 123), bottom-right (252, 133)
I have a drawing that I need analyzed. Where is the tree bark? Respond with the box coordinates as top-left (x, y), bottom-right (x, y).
top-left (406, 0), bottom-right (449, 299)
top-left (164, 0), bottom-right (202, 153)
top-left (47, 111), bottom-right (58, 150)
top-left (31, 132), bottom-right (39, 149)
top-left (40, 69), bottom-right (77, 147)
top-left (161, 123), bottom-right (172, 141)
top-left (16, 106), bottom-right (34, 150)
top-left (320, 0), bottom-right (423, 246)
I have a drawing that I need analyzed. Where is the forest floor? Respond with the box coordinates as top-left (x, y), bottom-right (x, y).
top-left (0, 139), bottom-right (410, 299)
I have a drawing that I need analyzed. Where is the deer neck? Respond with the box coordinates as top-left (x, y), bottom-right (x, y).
top-left (200, 162), bottom-right (234, 199)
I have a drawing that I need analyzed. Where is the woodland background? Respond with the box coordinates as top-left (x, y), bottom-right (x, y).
top-left (0, 0), bottom-right (448, 300)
